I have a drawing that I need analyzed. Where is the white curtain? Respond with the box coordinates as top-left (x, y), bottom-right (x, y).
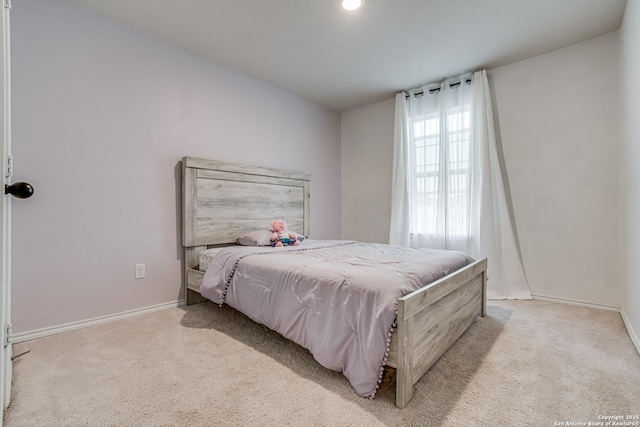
top-left (389, 92), bottom-right (411, 247)
top-left (389, 70), bottom-right (531, 299)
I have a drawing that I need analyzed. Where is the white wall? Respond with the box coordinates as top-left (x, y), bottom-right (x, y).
top-left (620, 0), bottom-right (640, 350)
top-left (490, 32), bottom-right (620, 307)
top-left (11, 0), bottom-right (342, 334)
top-left (340, 98), bottom-right (395, 243)
top-left (341, 32), bottom-right (621, 308)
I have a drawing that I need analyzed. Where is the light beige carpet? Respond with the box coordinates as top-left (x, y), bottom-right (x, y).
top-left (4, 300), bottom-right (639, 426)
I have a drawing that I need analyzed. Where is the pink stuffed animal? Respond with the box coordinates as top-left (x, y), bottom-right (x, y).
top-left (270, 219), bottom-right (301, 247)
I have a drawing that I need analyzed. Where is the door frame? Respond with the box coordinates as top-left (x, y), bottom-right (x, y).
top-left (0, 0), bottom-right (12, 419)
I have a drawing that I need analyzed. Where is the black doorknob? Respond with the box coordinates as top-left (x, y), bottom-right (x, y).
top-left (5, 182), bottom-right (34, 199)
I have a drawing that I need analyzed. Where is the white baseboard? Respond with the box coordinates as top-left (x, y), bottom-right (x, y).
top-left (531, 294), bottom-right (620, 312)
top-left (620, 308), bottom-right (640, 356)
top-left (11, 299), bottom-right (187, 344)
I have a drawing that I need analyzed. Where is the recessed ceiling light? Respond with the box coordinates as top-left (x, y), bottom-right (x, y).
top-left (341, 0), bottom-right (363, 11)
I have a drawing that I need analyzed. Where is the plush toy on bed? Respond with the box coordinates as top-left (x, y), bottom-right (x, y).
top-left (270, 219), bottom-right (303, 247)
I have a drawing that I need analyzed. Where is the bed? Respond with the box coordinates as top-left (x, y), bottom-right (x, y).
top-left (181, 156), bottom-right (487, 408)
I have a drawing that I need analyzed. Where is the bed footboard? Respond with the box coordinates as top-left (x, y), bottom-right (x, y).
top-left (394, 258), bottom-right (487, 408)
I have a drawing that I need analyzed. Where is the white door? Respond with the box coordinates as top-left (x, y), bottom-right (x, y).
top-left (0, 0), bottom-right (11, 419)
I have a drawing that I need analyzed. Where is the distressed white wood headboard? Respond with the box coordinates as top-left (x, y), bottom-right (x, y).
top-left (181, 156), bottom-right (311, 248)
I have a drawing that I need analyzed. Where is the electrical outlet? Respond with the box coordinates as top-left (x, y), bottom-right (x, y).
top-left (135, 264), bottom-right (146, 279)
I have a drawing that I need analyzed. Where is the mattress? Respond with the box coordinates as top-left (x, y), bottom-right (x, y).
top-left (198, 247), bottom-right (226, 272)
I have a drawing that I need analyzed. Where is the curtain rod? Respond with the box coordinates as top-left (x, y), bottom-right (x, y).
top-left (406, 78), bottom-right (472, 98)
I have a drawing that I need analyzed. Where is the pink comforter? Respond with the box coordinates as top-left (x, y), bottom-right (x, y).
top-left (200, 240), bottom-right (473, 398)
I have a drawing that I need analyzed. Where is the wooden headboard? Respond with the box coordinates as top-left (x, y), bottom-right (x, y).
top-left (182, 156), bottom-right (311, 271)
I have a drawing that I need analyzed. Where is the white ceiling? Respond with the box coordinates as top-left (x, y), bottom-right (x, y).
top-left (69, 0), bottom-right (627, 112)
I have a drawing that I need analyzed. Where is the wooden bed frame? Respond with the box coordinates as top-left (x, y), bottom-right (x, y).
top-left (181, 156), bottom-right (487, 408)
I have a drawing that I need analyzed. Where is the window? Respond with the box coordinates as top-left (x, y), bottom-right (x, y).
top-left (409, 104), bottom-right (471, 239)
